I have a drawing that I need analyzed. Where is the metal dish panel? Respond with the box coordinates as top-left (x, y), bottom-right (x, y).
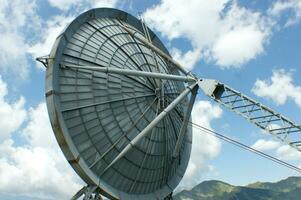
top-left (46, 8), bottom-right (192, 199)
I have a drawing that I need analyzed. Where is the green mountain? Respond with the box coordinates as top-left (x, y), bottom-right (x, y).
top-left (173, 176), bottom-right (301, 200)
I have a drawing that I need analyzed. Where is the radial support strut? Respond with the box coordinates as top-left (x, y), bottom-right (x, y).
top-left (172, 84), bottom-right (198, 158)
top-left (101, 82), bottom-right (199, 174)
top-left (117, 22), bottom-right (192, 76)
top-left (63, 64), bottom-right (196, 82)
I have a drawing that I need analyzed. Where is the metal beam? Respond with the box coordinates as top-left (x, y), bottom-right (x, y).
top-left (87, 21), bottom-right (157, 90)
top-left (172, 84), bottom-right (198, 158)
top-left (139, 17), bottom-right (162, 88)
top-left (71, 186), bottom-right (87, 200)
top-left (36, 55), bottom-right (50, 68)
top-left (62, 53), bottom-right (155, 92)
top-left (71, 185), bottom-right (100, 200)
top-left (63, 64), bottom-right (196, 82)
top-left (101, 82), bottom-right (198, 174)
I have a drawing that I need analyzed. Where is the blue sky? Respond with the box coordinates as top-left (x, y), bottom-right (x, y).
top-left (0, 0), bottom-right (301, 199)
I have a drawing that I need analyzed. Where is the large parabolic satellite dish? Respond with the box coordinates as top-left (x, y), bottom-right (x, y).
top-left (44, 7), bottom-right (301, 200)
top-left (46, 8), bottom-right (192, 199)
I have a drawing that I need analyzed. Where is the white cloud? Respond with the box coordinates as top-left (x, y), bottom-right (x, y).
top-left (143, 0), bottom-right (271, 69)
top-left (22, 103), bottom-right (58, 150)
top-left (250, 137), bottom-right (301, 162)
top-left (252, 69), bottom-right (301, 107)
top-left (48, 0), bottom-right (84, 10)
top-left (48, 0), bottom-right (119, 11)
top-left (92, 0), bottom-right (119, 8)
top-left (251, 139), bottom-right (281, 152)
top-left (0, 0), bottom-right (40, 78)
top-left (28, 15), bottom-right (74, 69)
top-left (0, 76), bottom-right (27, 141)
top-left (276, 145), bottom-right (301, 161)
top-left (171, 48), bottom-right (201, 71)
top-left (29, 0), bottom-right (120, 69)
top-left (0, 102), bottom-right (82, 200)
top-left (144, 0), bottom-right (226, 43)
top-left (0, 144), bottom-right (82, 200)
top-left (269, 0), bottom-right (301, 26)
top-left (178, 100), bottom-right (222, 190)
top-left (211, 25), bottom-right (265, 68)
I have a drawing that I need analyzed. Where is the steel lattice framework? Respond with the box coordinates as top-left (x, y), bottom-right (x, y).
top-left (199, 80), bottom-right (301, 150)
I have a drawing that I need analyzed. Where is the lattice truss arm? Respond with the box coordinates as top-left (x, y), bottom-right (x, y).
top-left (199, 79), bottom-right (301, 151)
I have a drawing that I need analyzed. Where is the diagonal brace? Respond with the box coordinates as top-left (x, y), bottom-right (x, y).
top-left (101, 82), bottom-right (199, 174)
top-left (63, 64), bottom-right (196, 82)
top-left (172, 84), bottom-right (198, 158)
top-left (117, 22), bottom-right (192, 76)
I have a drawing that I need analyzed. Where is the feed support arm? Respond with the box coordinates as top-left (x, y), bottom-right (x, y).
top-left (198, 79), bottom-right (301, 152)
